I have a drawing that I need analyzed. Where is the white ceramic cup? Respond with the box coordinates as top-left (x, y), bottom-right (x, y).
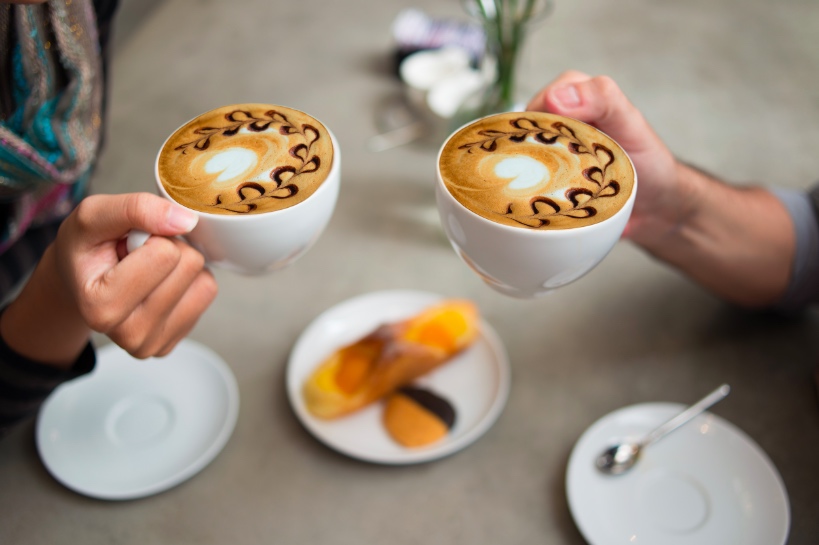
top-left (146, 121), bottom-right (340, 275)
top-left (435, 121), bottom-right (636, 299)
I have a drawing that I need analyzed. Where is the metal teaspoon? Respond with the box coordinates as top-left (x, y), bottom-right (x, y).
top-left (595, 384), bottom-right (731, 476)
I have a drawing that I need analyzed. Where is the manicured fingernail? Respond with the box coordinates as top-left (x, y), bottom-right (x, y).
top-left (552, 84), bottom-right (581, 108)
top-left (167, 206), bottom-right (198, 232)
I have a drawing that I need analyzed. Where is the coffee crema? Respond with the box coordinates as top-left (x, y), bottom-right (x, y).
top-left (157, 104), bottom-right (334, 215)
top-left (439, 112), bottom-right (635, 229)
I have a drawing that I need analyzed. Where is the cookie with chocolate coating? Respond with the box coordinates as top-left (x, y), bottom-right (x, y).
top-left (383, 386), bottom-right (456, 448)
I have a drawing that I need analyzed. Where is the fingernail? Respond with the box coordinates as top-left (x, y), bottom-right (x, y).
top-left (166, 206), bottom-right (198, 232)
top-left (551, 84), bottom-right (581, 108)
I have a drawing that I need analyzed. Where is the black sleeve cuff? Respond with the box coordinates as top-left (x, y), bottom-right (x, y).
top-left (0, 311), bottom-right (96, 437)
top-left (0, 334), bottom-right (96, 381)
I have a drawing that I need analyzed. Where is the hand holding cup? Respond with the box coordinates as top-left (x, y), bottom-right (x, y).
top-left (152, 104), bottom-right (341, 274)
top-left (435, 110), bottom-right (637, 297)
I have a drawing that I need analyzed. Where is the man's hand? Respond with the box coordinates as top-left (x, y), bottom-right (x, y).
top-left (527, 70), bottom-right (695, 249)
top-left (527, 72), bottom-right (795, 307)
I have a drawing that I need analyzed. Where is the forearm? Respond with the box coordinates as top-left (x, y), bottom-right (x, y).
top-left (635, 162), bottom-right (795, 308)
top-left (0, 245), bottom-right (91, 369)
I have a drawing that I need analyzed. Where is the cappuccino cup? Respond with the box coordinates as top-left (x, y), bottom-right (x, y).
top-left (436, 111), bottom-right (636, 298)
top-left (151, 104), bottom-right (340, 274)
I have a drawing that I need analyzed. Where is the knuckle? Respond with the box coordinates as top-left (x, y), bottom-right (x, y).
top-left (149, 237), bottom-right (183, 270)
top-left (592, 75), bottom-right (619, 97)
top-left (199, 271), bottom-right (219, 302)
top-left (562, 69), bottom-right (590, 81)
top-left (108, 332), bottom-right (148, 358)
top-left (80, 301), bottom-right (121, 333)
top-left (590, 75), bottom-right (632, 124)
top-left (156, 340), bottom-right (180, 358)
top-left (129, 345), bottom-right (155, 360)
top-left (122, 193), bottom-right (155, 227)
top-left (116, 328), bottom-right (159, 360)
top-left (71, 198), bottom-right (99, 233)
top-left (178, 243), bottom-right (206, 272)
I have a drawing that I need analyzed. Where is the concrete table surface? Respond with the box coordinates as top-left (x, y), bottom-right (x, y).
top-left (1, 1), bottom-right (818, 544)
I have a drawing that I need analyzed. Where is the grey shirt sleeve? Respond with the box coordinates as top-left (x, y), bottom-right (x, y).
top-left (770, 186), bottom-right (819, 312)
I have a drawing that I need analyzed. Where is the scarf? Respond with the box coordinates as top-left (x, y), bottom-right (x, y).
top-left (0, 0), bottom-right (102, 254)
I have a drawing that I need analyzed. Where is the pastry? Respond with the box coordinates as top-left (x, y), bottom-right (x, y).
top-left (383, 386), bottom-right (456, 448)
top-left (302, 299), bottom-right (479, 419)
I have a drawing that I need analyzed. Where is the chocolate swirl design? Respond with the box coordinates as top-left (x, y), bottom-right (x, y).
top-left (440, 112), bottom-right (634, 230)
top-left (157, 104), bottom-right (333, 215)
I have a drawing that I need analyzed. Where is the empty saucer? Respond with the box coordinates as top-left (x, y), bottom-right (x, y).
top-left (36, 339), bottom-right (239, 500)
top-left (566, 403), bottom-right (789, 545)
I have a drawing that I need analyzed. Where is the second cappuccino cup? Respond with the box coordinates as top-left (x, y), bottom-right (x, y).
top-left (154, 104), bottom-right (340, 275)
top-left (436, 111), bottom-right (637, 298)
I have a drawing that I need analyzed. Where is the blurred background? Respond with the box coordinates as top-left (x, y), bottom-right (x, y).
top-left (2, 1), bottom-right (817, 544)
top-left (101, 0), bottom-right (819, 193)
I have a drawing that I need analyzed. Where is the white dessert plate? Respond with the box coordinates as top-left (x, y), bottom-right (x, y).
top-left (36, 339), bottom-right (239, 500)
top-left (286, 290), bottom-right (511, 464)
top-left (566, 402), bottom-right (790, 545)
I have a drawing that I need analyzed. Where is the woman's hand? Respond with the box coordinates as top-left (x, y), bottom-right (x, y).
top-left (0, 193), bottom-right (218, 367)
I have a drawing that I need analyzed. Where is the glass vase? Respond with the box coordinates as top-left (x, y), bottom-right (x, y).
top-left (458, 0), bottom-right (553, 121)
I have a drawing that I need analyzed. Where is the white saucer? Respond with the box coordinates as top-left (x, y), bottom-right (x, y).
top-left (566, 403), bottom-right (790, 545)
top-left (286, 290), bottom-right (511, 464)
top-left (36, 339), bottom-right (239, 500)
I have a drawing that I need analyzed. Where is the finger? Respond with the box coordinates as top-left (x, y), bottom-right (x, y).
top-left (528, 75), bottom-right (655, 154)
top-left (526, 70), bottom-right (591, 110)
top-left (134, 241), bottom-right (207, 325)
top-left (80, 236), bottom-right (182, 332)
top-left (115, 267), bottom-right (217, 358)
top-left (115, 237), bottom-right (128, 260)
top-left (157, 270), bottom-right (218, 356)
top-left (69, 193), bottom-right (198, 249)
top-left (109, 241), bottom-right (210, 354)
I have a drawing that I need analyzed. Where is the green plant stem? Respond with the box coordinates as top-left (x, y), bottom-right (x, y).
top-left (463, 0), bottom-right (539, 115)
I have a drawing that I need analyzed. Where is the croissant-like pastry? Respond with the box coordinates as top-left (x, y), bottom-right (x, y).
top-left (302, 300), bottom-right (479, 419)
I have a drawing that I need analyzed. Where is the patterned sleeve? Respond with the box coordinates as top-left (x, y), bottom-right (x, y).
top-left (770, 185), bottom-right (819, 311)
top-left (0, 316), bottom-right (96, 438)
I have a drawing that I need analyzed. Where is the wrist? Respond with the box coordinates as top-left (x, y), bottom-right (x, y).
top-left (629, 160), bottom-right (711, 258)
top-left (631, 163), bottom-right (795, 307)
top-left (0, 245), bottom-right (90, 369)
top-left (663, 161), bottom-right (714, 243)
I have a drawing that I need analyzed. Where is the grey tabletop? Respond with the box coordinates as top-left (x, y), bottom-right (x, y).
top-left (2, 0), bottom-right (819, 544)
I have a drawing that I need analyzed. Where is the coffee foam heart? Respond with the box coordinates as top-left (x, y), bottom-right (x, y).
top-left (157, 104), bottom-right (334, 215)
top-left (439, 112), bottom-right (634, 229)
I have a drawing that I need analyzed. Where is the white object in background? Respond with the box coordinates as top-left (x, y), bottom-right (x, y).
top-left (286, 290), bottom-right (511, 465)
top-left (566, 403), bottom-right (790, 545)
top-left (400, 46), bottom-right (490, 120)
top-left (399, 46), bottom-right (472, 91)
top-left (36, 339), bottom-right (240, 500)
top-left (427, 69), bottom-right (486, 119)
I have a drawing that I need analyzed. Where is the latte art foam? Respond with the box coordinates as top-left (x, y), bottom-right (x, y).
top-left (157, 104), bottom-right (334, 215)
top-left (439, 112), bottom-right (635, 229)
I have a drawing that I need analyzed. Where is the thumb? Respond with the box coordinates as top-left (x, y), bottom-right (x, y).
top-left (68, 193), bottom-right (198, 247)
top-left (528, 75), bottom-right (655, 155)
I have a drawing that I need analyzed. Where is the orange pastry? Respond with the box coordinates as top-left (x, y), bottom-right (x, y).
top-left (384, 386), bottom-right (456, 448)
top-left (302, 300), bottom-right (479, 419)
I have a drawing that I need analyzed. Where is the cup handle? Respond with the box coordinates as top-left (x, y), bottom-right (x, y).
top-left (126, 230), bottom-right (151, 254)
